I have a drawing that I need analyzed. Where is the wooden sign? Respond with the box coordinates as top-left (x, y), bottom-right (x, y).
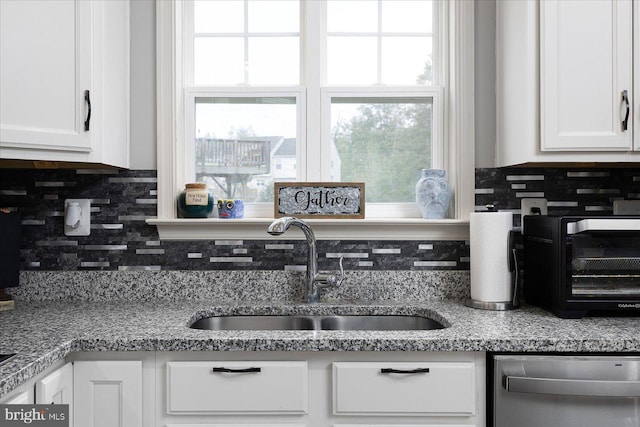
top-left (274, 182), bottom-right (365, 219)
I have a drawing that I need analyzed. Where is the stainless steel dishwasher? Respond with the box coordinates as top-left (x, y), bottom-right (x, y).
top-left (491, 354), bottom-right (640, 427)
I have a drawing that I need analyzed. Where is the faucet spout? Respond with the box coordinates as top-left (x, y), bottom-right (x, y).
top-left (267, 217), bottom-right (343, 303)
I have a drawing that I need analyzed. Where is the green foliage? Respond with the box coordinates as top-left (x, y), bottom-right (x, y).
top-left (333, 101), bottom-right (432, 203)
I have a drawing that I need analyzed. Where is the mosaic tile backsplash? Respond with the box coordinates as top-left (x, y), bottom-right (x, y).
top-left (1, 167), bottom-right (638, 272)
top-left (475, 167), bottom-right (640, 226)
top-left (0, 169), bottom-right (467, 272)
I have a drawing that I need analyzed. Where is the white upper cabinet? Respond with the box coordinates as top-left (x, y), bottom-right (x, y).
top-left (541, 0), bottom-right (633, 151)
top-left (636, 0), bottom-right (640, 152)
top-left (496, 0), bottom-right (639, 166)
top-left (0, 0), bottom-right (92, 153)
top-left (0, 0), bottom-right (130, 168)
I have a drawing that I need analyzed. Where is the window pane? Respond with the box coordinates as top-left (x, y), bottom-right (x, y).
top-left (248, 0), bottom-right (299, 32)
top-left (381, 0), bottom-right (433, 33)
top-left (194, 97), bottom-right (297, 203)
top-left (249, 37), bottom-right (299, 84)
top-left (194, 0), bottom-right (244, 33)
top-left (194, 37), bottom-right (244, 85)
top-left (326, 0), bottom-right (434, 86)
top-left (327, 0), bottom-right (377, 32)
top-left (331, 98), bottom-right (433, 203)
top-left (327, 37), bottom-right (377, 84)
top-left (382, 37), bottom-right (433, 85)
top-left (193, 0), bottom-right (300, 85)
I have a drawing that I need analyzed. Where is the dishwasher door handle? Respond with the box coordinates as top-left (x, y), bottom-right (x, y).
top-left (504, 375), bottom-right (640, 397)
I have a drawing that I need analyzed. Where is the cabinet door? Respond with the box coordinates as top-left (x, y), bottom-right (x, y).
top-left (74, 361), bottom-right (142, 427)
top-left (35, 362), bottom-right (73, 427)
top-left (0, 0), bottom-right (92, 154)
top-left (541, 0), bottom-right (633, 151)
top-left (635, 1), bottom-right (640, 152)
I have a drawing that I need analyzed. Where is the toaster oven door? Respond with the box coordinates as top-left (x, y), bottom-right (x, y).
top-left (567, 219), bottom-right (640, 300)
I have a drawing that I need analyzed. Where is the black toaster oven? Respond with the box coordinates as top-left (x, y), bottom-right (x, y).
top-left (523, 215), bottom-right (640, 318)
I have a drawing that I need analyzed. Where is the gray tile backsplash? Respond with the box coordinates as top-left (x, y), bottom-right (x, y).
top-left (475, 167), bottom-right (640, 226)
top-left (1, 167), bottom-right (638, 273)
top-left (0, 169), bottom-right (467, 272)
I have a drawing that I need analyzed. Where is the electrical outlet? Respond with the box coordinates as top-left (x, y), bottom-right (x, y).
top-left (520, 198), bottom-right (547, 234)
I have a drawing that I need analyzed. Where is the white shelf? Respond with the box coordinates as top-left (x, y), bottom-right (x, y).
top-left (146, 218), bottom-right (470, 241)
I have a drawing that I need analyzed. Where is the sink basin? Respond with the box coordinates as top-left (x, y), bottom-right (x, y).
top-left (189, 315), bottom-right (445, 331)
top-left (318, 315), bottom-right (443, 331)
top-left (190, 315), bottom-right (315, 331)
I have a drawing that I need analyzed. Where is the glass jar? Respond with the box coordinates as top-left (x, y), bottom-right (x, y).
top-left (177, 183), bottom-right (214, 218)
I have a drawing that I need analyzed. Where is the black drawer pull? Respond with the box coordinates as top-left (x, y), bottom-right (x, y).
top-left (622, 90), bottom-right (630, 131)
top-left (84, 90), bottom-right (91, 131)
top-left (212, 367), bottom-right (261, 373)
top-left (380, 368), bottom-right (430, 374)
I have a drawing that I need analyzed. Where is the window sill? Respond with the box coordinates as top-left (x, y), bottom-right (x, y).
top-left (146, 218), bottom-right (470, 241)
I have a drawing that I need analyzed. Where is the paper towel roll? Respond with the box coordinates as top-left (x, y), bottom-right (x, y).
top-left (470, 211), bottom-right (513, 302)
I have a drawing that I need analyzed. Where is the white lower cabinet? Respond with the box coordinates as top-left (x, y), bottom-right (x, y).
top-left (36, 362), bottom-right (74, 427)
top-left (158, 351), bottom-right (485, 427)
top-left (74, 361), bottom-right (143, 427)
top-left (1, 351), bottom-right (485, 427)
top-left (166, 361), bottom-right (308, 415)
top-left (333, 362), bottom-right (475, 416)
top-left (36, 362), bottom-right (73, 405)
top-left (165, 425), bottom-right (306, 427)
top-left (0, 359), bottom-right (69, 405)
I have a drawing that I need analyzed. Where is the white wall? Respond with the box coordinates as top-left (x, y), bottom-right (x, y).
top-left (129, 0), bottom-right (156, 169)
top-left (128, 0), bottom-right (497, 170)
top-left (474, 0), bottom-right (496, 168)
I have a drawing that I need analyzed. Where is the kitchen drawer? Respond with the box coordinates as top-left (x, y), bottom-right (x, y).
top-left (167, 361), bottom-right (308, 414)
top-left (332, 362), bottom-right (475, 416)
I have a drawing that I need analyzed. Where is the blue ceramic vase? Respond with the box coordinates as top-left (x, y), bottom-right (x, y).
top-left (415, 169), bottom-right (452, 219)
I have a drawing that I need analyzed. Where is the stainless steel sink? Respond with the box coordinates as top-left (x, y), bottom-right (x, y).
top-left (189, 315), bottom-right (445, 331)
top-left (190, 315), bottom-right (316, 331)
top-left (318, 315), bottom-right (443, 331)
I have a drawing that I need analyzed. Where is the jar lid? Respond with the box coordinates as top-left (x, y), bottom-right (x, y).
top-left (185, 182), bottom-right (207, 189)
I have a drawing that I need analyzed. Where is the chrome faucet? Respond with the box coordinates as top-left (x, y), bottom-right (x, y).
top-left (267, 217), bottom-right (344, 303)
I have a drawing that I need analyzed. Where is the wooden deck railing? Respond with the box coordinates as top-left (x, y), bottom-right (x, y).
top-left (195, 138), bottom-right (270, 175)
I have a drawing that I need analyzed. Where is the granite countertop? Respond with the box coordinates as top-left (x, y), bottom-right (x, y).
top-left (2, 299), bottom-right (640, 398)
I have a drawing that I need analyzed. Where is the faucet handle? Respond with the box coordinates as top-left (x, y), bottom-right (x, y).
top-left (330, 256), bottom-right (345, 287)
top-left (315, 256), bottom-right (345, 289)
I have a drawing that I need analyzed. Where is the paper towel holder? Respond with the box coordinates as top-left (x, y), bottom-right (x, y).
top-left (465, 229), bottom-right (521, 311)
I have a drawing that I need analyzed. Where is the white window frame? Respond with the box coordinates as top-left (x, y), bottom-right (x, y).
top-left (186, 86), bottom-right (307, 218)
top-left (322, 86), bottom-right (444, 218)
top-left (148, 0), bottom-right (475, 241)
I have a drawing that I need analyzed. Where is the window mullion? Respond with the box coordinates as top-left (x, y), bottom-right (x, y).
top-left (304, 0), bottom-right (324, 181)
top-left (243, 0), bottom-right (249, 84)
top-left (377, 0), bottom-right (382, 84)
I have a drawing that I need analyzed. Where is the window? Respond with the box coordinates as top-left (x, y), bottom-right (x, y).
top-left (153, 0), bottom-right (474, 240)
top-left (329, 96), bottom-right (436, 203)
